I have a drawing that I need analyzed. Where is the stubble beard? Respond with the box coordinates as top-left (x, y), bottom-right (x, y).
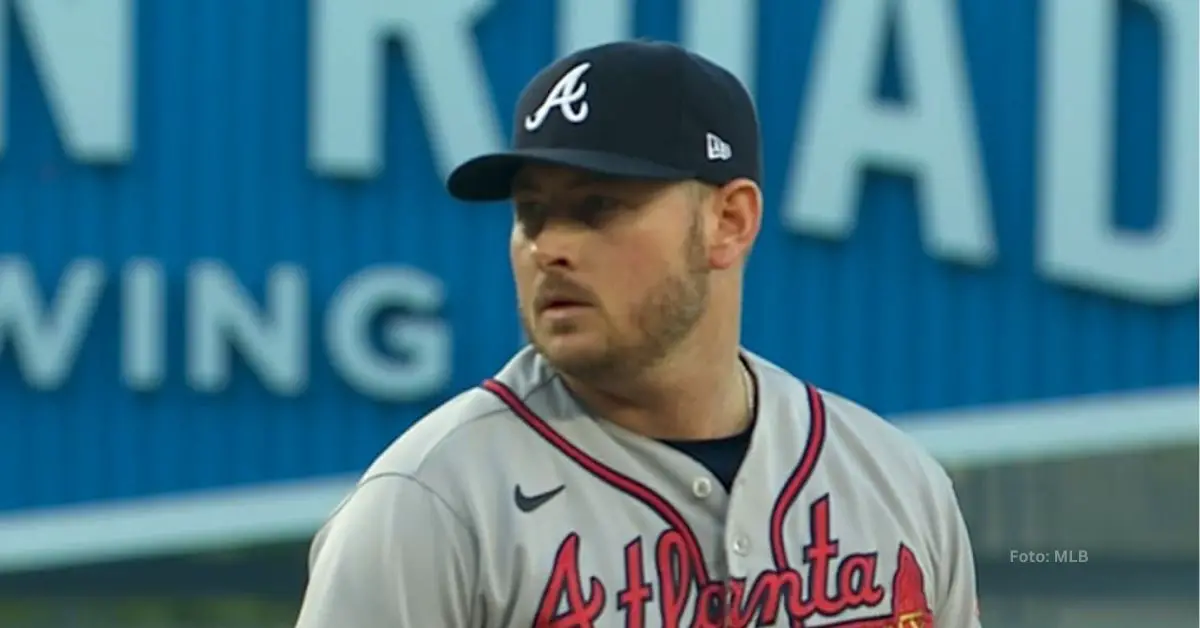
top-left (523, 217), bottom-right (710, 382)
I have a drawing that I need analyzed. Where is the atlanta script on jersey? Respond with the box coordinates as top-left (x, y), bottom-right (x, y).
top-left (295, 347), bottom-right (983, 627)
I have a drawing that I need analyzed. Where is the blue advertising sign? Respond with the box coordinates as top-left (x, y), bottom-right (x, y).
top-left (0, 0), bottom-right (1194, 558)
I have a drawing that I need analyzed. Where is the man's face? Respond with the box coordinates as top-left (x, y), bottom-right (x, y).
top-left (510, 164), bottom-right (711, 381)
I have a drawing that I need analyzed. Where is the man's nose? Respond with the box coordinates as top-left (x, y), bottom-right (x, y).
top-left (527, 222), bottom-right (584, 270)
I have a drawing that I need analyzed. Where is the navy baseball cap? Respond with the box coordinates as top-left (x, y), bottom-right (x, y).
top-left (446, 40), bottom-right (761, 202)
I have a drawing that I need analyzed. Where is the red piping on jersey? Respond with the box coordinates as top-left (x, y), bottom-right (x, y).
top-left (768, 382), bottom-right (828, 572)
top-left (482, 378), bottom-right (712, 585)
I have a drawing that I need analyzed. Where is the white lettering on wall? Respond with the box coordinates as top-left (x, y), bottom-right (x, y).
top-left (784, 0), bottom-right (996, 267)
top-left (556, 0), bottom-right (632, 55)
top-left (1038, 0), bottom-right (1198, 304)
top-left (121, 258), bottom-right (165, 391)
top-left (555, 0), bottom-right (757, 93)
top-left (1, 3), bottom-right (1189, 307)
top-left (0, 257), bottom-right (104, 389)
top-left (325, 266), bottom-right (452, 403)
top-left (0, 258), bottom-right (452, 401)
top-left (0, 0), bottom-right (132, 162)
top-left (680, 0), bottom-right (757, 95)
top-left (187, 262), bottom-right (309, 396)
top-left (309, 0), bottom-right (502, 179)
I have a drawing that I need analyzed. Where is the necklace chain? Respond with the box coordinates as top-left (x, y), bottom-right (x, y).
top-left (741, 362), bottom-right (755, 420)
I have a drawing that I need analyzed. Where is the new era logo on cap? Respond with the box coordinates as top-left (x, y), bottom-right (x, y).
top-left (706, 133), bottom-right (732, 161)
top-left (445, 40), bottom-right (762, 202)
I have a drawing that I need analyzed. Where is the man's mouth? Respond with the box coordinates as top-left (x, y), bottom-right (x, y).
top-left (536, 293), bottom-right (594, 314)
top-left (541, 299), bottom-right (589, 311)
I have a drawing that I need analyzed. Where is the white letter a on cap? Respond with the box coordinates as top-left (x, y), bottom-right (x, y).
top-left (524, 62), bottom-right (592, 131)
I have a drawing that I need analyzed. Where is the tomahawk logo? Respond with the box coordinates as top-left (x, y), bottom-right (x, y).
top-left (524, 62), bottom-right (593, 131)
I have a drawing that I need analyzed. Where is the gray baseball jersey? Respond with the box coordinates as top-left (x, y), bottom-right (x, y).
top-left (295, 347), bottom-right (982, 627)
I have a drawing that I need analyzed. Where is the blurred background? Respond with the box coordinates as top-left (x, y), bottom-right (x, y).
top-left (0, 0), bottom-right (1196, 626)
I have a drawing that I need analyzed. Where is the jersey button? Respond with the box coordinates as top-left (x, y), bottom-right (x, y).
top-left (731, 535), bottom-right (750, 556)
top-left (692, 477), bottom-right (713, 499)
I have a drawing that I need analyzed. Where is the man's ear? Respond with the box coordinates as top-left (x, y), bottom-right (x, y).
top-left (707, 178), bottom-right (762, 270)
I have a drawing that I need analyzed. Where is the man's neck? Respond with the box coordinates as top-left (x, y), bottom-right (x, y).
top-left (561, 348), bottom-right (753, 441)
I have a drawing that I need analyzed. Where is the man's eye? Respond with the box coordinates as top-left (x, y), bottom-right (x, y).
top-left (579, 195), bottom-right (620, 212)
top-left (514, 201), bottom-right (548, 233)
top-left (572, 195), bottom-right (622, 224)
top-left (513, 196), bottom-right (623, 235)
top-left (514, 200), bottom-right (546, 221)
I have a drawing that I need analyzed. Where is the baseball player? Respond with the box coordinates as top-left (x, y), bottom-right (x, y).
top-left (295, 40), bottom-right (982, 627)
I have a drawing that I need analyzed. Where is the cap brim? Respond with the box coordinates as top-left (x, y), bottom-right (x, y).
top-left (445, 148), bottom-right (694, 202)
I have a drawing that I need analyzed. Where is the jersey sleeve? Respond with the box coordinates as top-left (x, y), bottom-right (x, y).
top-left (294, 473), bottom-right (479, 628)
top-left (933, 472), bottom-right (983, 627)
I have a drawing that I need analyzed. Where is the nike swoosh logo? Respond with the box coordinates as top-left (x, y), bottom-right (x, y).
top-left (514, 484), bottom-right (565, 513)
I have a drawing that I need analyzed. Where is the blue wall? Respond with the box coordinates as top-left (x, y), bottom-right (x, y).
top-left (0, 0), bottom-right (1194, 513)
